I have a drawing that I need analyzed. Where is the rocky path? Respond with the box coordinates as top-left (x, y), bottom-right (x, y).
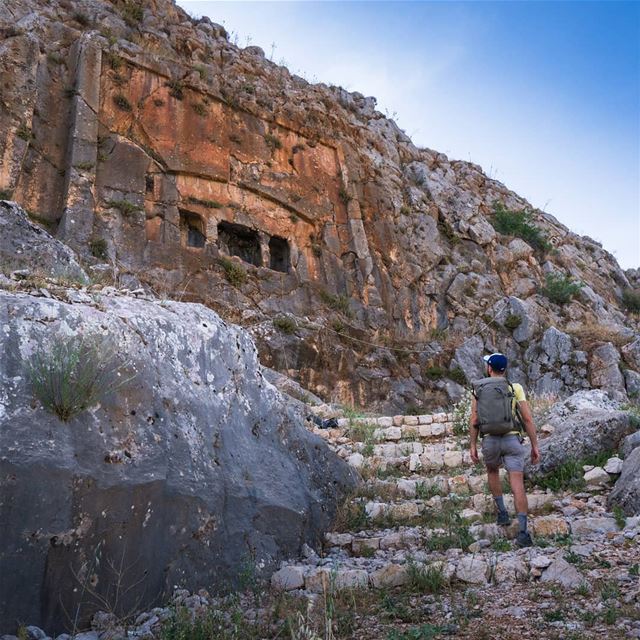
top-left (267, 411), bottom-right (640, 638)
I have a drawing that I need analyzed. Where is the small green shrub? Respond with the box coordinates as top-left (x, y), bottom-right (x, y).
top-left (448, 366), bottom-right (466, 385)
top-left (47, 52), bottom-right (65, 65)
top-left (415, 482), bottom-right (442, 500)
top-left (264, 133), bottom-right (282, 150)
top-left (387, 624), bottom-right (446, 640)
top-left (165, 79), bottom-right (184, 100)
top-left (399, 205), bottom-right (411, 216)
top-left (105, 199), bottom-right (140, 216)
top-left (629, 563), bottom-right (639, 577)
top-left (612, 504), bottom-right (626, 529)
top-left (424, 365), bottom-right (445, 380)
top-left (121, 1), bottom-right (143, 27)
top-left (0, 189), bottom-right (13, 200)
top-left (406, 561), bottom-right (445, 594)
top-left (112, 94), bottom-right (132, 112)
top-left (504, 314), bottom-right (522, 330)
top-left (273, 316), bottom-right (296, 334)
top-left (16, 123), bottom-right (33, 141)
top-left (542, 272), bottom-right (582, 305)
top-left (319, 289), bottom-right (351, 316)
top-left (491, 201), bottom-right (551, 254)
top-left (191, 102), bottom-right (207, 117)
top-left (622, 288), bottom-right (640, 313)
top-left (105, 51), bottom-right (123, 71)
top-left (491, 538), bottom-right (511, 552)
top-left (218, 257), bottom-right (246, 286)
top-left (338, 186), bottom-right (351, 204)
top-left (89, 238), bottom-right (108, 260)
top-left (72, 11), bottom-right (90, 26)
top-left (28, 334), bottom-right (129, 422)
top-left (74, 161), bottom-right (94, 171)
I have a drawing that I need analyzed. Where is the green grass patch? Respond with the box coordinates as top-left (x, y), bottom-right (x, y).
top-left (406, 560), bottom-right (446, 594)
top-left (89, 238), bottom-right (108, 261)
top-left (503, 314), bottom-right (522, 330)
top-left (264, 133), bottom-right (282, 150)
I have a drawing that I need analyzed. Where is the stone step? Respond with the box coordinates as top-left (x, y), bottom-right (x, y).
top-left (335, 412), bottom-right (455, 430)
top-left (271, 543), bottom-right (587, 593)
top-left (352, 487), bottom-right (558, 515)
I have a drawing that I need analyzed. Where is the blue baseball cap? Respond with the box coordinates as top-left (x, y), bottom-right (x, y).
top-left (483, 353), bottom-right (508, 372)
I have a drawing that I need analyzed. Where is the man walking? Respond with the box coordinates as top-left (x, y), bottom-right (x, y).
top-left (469, 353), bottom-right (541, 547)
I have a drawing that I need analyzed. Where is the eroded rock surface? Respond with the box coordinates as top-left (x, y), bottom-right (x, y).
top-left (0, 288), bottom-right (357, 632)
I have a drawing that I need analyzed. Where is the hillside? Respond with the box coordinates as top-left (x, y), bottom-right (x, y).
top-left (1, 0), bottom-right (639, 412)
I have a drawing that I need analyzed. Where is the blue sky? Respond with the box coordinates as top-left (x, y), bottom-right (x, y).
top-left (178, 1), bottom-right (640, 269)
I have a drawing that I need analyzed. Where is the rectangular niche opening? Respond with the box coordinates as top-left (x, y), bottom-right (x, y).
top-left (269, 236), bottom-right (290, 273)
top-left (217, 221), bottom-right (262, 267)
top-left (180, 209), bottom-right (206, 248)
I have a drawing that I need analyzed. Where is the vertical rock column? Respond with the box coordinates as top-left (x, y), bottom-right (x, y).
top-left (57, 34), bottom-right (101, 256)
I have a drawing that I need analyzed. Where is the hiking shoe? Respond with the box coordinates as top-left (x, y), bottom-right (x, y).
top-left (496, 511), bottom-right (511, 526)
top-left (515, 531), bottom-right (533, 548)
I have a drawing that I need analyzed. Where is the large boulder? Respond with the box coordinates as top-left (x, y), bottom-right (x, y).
top-left (525, 390), bottom-right (634, 479)
top-left (0, 290), bottom-right (357, 634)
top-left (0, 201), bottom-right (87, 282)
top-left (608, 447), bottom-right (640, 516)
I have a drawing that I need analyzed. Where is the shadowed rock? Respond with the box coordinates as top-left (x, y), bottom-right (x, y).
top-left (0, 290), bottom-right (357, 633)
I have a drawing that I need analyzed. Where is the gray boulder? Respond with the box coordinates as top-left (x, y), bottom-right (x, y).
top-left (525, 390), bottom-right (634, 479)
top-left (609, 447), bottom-right (640, 516)
top-left (0, 201), bottom-right (87, 282)
top-left (0, 290), bottom-right (357, 634)
top-left (621, 431), bottom-right (640, 458)
top-left (589, 342), bottom-right (625, 394)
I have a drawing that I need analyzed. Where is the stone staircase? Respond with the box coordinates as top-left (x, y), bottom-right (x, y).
top-left (271, 412), bottom-right (640, 596)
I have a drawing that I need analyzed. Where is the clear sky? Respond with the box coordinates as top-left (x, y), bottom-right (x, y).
top-left (178, 0), bottom-right (640, 269)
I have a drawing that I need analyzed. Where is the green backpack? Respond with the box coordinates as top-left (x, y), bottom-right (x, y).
top-left (472, 377), bottom-right (522, 436)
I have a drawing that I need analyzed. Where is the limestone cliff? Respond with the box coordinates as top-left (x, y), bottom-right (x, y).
top-left (1, 0), bottom-right (638, 411)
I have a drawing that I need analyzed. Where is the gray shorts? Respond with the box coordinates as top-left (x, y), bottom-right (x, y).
top-left (481, 434), bottom-right (525, 472)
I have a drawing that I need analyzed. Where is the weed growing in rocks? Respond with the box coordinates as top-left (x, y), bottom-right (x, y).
top-left (27, 333), bottom-right (131, 421)
top-left (541, 272), bottom-right (582, 305)
top-left (264, 133), bottom-right (282, 150)
top-left (622, 288), bottom-right (640, 313)
top-left (452, 389), bottom-right (473, 437)
top-left (406, 560), bottom-right (446, 594)
top-left (218, 257), bottom-right (247, 286)
top-left (187, 196), bottom-right (222, 209)
top-left (387, 623), bottom-right (446, 640)
top-left (491, 201), bottom-right (551, 254)
top-left (106, 199), bottom-right (140, 216)
top-left (503, 314), bottom-right (522, 330)
top-left (121, 0), bottom-right (143, 27)
top-left (273, 316), bottom-right (296, 334)
top-left (113, 94), bottom-right (132, 112)
top-left (165, 79), bottom-right (185, 100)
top-left (319, 289), bottom-right (352, 316)
top-left (89, 238), bottom-right (108, 260)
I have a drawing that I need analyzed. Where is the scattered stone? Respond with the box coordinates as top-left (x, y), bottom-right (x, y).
top-left (539, 557), bottom-right (584, 588)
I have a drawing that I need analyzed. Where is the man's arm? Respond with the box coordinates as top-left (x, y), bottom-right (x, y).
top-left (517, 400), bottom-right (540, 464)
top-left (469, 397), bottom-right (480, 463)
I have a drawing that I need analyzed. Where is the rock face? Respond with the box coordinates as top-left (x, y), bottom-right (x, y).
top-left (0, 288), bottom-right (357, 632)
top-left (0, 200), bottom-right (87, 281)
top-left (0, 0), bottom-right (638, 411)
top-left (524, 390), bottom-right (634, 479)
top-left (609, 447), bottom-right (640, 516)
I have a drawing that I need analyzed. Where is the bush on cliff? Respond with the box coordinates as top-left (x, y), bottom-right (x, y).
top-left (542, 272), bottom-right (583, 305)
top-left (27, 334), bottom-right (129, 421)
top-left (491, 202), bottom-right (551, 254)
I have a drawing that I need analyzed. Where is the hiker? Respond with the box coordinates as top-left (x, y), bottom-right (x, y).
top-left (469, 353), bottom-right (541, 547)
